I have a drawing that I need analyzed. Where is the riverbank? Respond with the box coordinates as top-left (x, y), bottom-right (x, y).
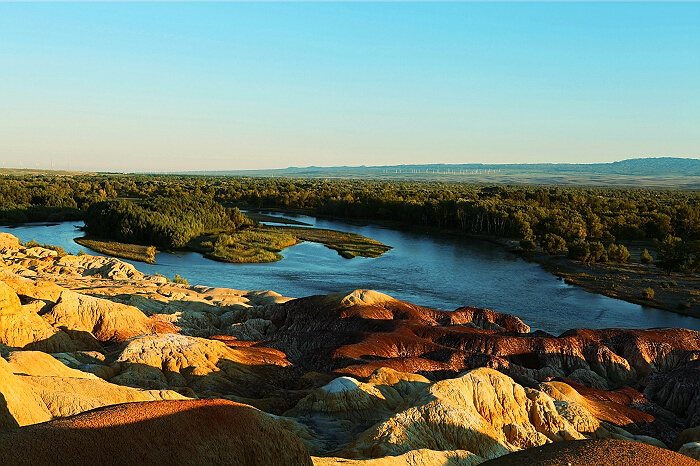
top-left (3, 217), bottom-right (698, 333)
top-left (253, 209), bottom-right (700, 320)
top-left (506, 241), bottom-right (700, 319)
top-left (74, 237), bottom-right (157, 264)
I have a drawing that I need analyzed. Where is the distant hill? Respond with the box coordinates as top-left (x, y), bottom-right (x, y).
top-left (0, 168), bottom-right (93, 177)
top-left (594, 157), bottom-right (700, 176)
top-left (182, 157), bottom-right (700, 188)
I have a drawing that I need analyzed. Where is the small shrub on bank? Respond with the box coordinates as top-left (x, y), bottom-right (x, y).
top-left (567, 240), bottom-right (590, 262)
top-left (22, 239), bottom-right (67, 257)
top-left (607, 243), bottom-right (630, 263)
top-left (642, 288), bottom-right (654, 300)
top-left (520, 238), bottom-right (537, 252)
top-left (589, 242), bottom-right (606, 263)
top-left (640, 249), bottom-right (654, 264)
top-left (540, 234), bottom-right (566, 255)
top-left (173, 274), bottom-right (188, 285)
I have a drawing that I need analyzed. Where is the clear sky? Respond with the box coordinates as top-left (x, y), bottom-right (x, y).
top-left (1, 2), bottom-right (699, 172)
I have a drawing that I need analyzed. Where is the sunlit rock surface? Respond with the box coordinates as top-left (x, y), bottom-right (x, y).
top-left (0, 399), bottom-right (313, 466)
top-left (0, 281), bottom-right (75, 352)
top-left (2, 234), bottom-right (700, 465)
top-left (479, 438), bottom-right (700, 466)
top-left (111, 332), bottom-right (293, 398)
top-left (0, 348), bottom-right (185, 428)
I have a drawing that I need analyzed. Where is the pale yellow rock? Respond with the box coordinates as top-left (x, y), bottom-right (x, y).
top-left (587, 345), bottom-right (637, 385)
top-left (0, 350), bottom-right (186, 427)
top-left (524, 388), bottom-right (583, 442)
top-left (0, 233), bottom-right (21, 249)
top-left (51, 352), bottom-right (116, 380)
top-left (0, 281), bottom-right (75, 352)
top-left (0, 356), bottom-right (52, 428)
top-left (148, 309), bottom-right (219, 337)
top-left (340, 368), bottom-right (585, 460)
top-left (312, 449), bottom-right (483, 466)
top-left (127, 293), bottom-right (170, 315)
top-left (367, 367), bottom-right (430, 399)
top-left (57, 254), bottom-right (145, 280)
top-left (17, 373), bottom-right (186, 419)
top-left (363, 368), bottom-right (431, 411)
top-left (290, 376), bottom-right (394, 424)
top-left (4, 350), bottom-right (97, 379)
top-left (330, 289), bottom-right (394, 308)
top-left (44, 289), bottom-right (153, 342)
top-left (0, 272), bottom-right (65, 305)
top-left (539, 381), bottom-right (587, 405)
top-left (1, 237), bottom-right (295, 342)
top-left (246, 290), bottom-right (293, 306)
top-left (552, 401), bottom-right (601, 435)
top-left (112, 333), bottom-right (291, 394)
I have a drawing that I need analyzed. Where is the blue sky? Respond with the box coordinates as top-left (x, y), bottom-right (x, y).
top-left (1, 3), bottom-right (698, 172)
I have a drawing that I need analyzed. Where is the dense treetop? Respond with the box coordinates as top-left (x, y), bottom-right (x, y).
top-left (1, 174), bottom-right (699, 254)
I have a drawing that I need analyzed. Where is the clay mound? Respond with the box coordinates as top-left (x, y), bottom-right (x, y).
top-left (0, 233), bottom-right (21, 249)
top-left (57, 254), bottom-right (146, 280)
top-left (0, 273), bottom-right (65, 307)
top-left (479, 438), bottom-right (700, 466)
top-left (327, 289), bottom-right (396, 308)
top-left (0, 351), bottom-right (186, 427)
top-left (112, 333), bottom-right (293, 398)
top-left (261, 290), bottom-right (530, 375)
top-left (0, 354), bottom-right (51, 429)
top-left (312, 449), bottom-right (482, 465)
top-left (339, 367), bottom-right (584, 461)
top-left (44, 289), bottom-right (174, 344)
top-left (0, 281), bottom-right (75, 352)
top-left (261, 290), bottom-right (700, 388)
top-left (288, 375), bottom-right (397, 425)
top-left (0, 399), bottom-right (313, 466)
top-left (292, 368), bottom-right (645, 461)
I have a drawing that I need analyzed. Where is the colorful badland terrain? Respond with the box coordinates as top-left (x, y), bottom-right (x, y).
top-left (1, 233), bottom-right (700, 465)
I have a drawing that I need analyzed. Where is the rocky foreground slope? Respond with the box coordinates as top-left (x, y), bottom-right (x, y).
top-left (1, 232), bottom-right (700, 465)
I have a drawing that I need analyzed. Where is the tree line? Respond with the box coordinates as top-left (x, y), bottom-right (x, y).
top-left (83, 197), bottom-right (251, 249)
top-left (1, 174), bottom-right (699, 271)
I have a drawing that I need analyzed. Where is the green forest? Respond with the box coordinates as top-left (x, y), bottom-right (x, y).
top-left (1, 174), bottom-right (699, 271)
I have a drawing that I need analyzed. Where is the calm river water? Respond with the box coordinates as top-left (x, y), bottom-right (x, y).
top-left (4, 215), bottom-right (700, 335)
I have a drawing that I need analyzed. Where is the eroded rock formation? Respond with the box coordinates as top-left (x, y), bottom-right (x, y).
top-left (0, 348), bottom-right (185, 427)
top-left (0, 399), bottom-right (313, 466)
top-left (479, 438), bottom-right (700, 466)
top-left (2, 234), bottom-right (700, 465)
top-left (252, 289), bottom-right (700, 393)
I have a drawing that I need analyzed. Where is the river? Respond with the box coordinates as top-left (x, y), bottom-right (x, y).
top-left (3, 214), bottom-right (700, 335)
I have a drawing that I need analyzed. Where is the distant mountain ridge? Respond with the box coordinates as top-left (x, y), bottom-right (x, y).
top-left (190, 157), bottom-right (700, 179)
